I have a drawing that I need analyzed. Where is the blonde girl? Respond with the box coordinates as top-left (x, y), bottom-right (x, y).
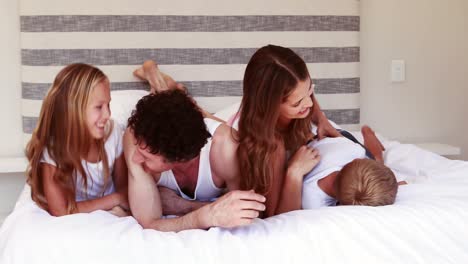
top-left (26, 63), bottom-right (128, 216)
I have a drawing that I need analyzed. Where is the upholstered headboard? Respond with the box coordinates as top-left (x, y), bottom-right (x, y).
top-left (20, 0), bottom-right (360, 143)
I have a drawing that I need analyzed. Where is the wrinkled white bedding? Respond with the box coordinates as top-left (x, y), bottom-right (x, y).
top-left (1, 137), bottom-right (468, 264)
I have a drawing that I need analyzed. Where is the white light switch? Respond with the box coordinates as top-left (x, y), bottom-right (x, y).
top-left (391, 60), bottom-right (405, 82)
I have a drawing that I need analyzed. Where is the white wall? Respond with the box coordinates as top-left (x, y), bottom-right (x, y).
top-left (360, 0), bottom-right (468, 160)
top-left (3, 0), bottom-right (467, 161)
top-left (0, 0), bottom-right (25, 225)
top-left (0, 0), bottom-right (22, 158)
top-left (0, 173), bottom-right (26, 224)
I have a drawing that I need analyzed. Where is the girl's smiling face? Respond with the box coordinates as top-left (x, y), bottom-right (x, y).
top-left (85, 79), bottom-right (111, 139)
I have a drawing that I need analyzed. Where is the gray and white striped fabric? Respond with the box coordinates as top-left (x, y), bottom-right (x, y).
top-left (20, 0), bottom-right (360, 144)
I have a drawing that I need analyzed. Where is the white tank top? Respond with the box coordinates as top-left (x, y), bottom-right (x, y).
top-left (302, 137), bottom-right (367, 209)
top-left (157, 118), bottom-right (225, 202)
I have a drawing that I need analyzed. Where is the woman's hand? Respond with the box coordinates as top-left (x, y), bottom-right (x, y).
top-left (315, 111), bottom-right (341, 140)
top-left (287, 145), bottom-right (321, 180)
top-left (275, 145), bottom-right (321, 215)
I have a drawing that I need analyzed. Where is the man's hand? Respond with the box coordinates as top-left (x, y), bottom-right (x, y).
top-left (201, 190), bottom-right (266, 228)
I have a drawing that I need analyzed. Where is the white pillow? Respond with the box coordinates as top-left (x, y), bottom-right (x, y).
top-left (213, 102), bottom-right (241, 123)
top-left (110, 90), bottom-right (149, 128)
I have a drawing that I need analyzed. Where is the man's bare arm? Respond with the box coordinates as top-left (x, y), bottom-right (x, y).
top-left (144, 190), bottom-right (266, 232)
top-left (124, 128), bottom-right (163, 224)
top-left (158, 186), bottom-right (208, 215)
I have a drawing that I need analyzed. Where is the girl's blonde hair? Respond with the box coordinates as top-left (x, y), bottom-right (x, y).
top-left (237, 45), bottom-right (313, 195)
top-left (26, 63), bottom-right (112, 214)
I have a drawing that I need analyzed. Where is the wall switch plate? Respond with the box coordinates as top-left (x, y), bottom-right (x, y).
top-left (391, 60), bottom-right (405, 82)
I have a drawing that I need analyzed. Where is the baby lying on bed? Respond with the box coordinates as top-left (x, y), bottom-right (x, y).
top-left (302, 126), bottom-right (405, 209)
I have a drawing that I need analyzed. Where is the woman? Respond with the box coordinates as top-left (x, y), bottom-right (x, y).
top-left (236, 45), bottom-right (340, 216)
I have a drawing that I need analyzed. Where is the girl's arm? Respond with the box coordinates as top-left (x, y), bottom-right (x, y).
top-left (42, 163), bottom-right (124, 216)
top-left (275, 145), bottom-right (321, 215)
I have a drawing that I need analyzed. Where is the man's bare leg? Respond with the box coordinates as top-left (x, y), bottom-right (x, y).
top-left (133, 60), bottom-right (168, 93)
top-left (133, 60), bottom-right (221, 121)
top-left (160, 71), bottom-right (187, 92)
top-left (134, 60), bottom-right (186, 93)
top-left (362, 125), bottom-right (385, 163)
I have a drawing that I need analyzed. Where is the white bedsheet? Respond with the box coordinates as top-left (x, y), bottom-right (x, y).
top-left (1, 138), bottom-right (468, 264)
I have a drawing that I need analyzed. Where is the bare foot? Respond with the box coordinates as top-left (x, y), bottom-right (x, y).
top-left (133, 66), bottom-right (146, 80)
top-left (362, 125), bottom-right (385, 163)
top-left (143, 60), bottom-right (169, 93)
top-left (134, 60), bottom-right (187, 93)
top-left (133, 60), bottom-right (169, 93)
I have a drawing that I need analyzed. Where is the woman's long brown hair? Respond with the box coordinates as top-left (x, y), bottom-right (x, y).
top-left (237, 45), bottom-right (313, 195)
top-left (26, 63), bottom-right (111, 214)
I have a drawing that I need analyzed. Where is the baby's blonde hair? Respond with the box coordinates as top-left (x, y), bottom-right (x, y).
top-left (334, 159), bottom-right (397, 206)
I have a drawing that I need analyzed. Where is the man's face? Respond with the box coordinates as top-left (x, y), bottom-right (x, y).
top-left (132, 144), bottom-right (175, 174)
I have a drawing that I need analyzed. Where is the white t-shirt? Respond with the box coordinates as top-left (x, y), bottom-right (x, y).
top-left (40, 122), bottom-right (124, 201)
top-left (302, 137), bottom-right (367, 209)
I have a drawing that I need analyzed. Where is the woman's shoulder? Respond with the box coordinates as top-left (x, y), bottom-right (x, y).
top-left (212, 123), bottom-right (238, 144)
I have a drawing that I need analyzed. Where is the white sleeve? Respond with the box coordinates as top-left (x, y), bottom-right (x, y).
top-left (40, 148), bottom-right (57, 167)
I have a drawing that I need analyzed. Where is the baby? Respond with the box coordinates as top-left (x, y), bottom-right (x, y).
top-left (302, 126), bottom-right (402, 209)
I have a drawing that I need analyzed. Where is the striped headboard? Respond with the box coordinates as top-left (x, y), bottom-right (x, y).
top-left (20, 0), bottom-right (360, 144)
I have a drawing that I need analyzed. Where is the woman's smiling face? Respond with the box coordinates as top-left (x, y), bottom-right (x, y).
top-left (278, 78), bottom-right (314, 126)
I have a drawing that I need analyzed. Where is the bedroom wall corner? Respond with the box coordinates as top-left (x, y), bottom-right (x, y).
top-left (0, 172), bottom-right (26, 225)
top-left (360, 0), bottom-right (468, 160)
top-left (0, 0), bottom-right (23, 158)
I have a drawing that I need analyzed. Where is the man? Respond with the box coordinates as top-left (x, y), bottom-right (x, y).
top-left (124, 89), bottom-right (266, 232)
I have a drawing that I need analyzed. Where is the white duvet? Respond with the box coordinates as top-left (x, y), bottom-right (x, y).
top-left (1, 136), bottom-right (468, 264)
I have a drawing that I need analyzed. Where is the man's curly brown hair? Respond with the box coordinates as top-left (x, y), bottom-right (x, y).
top-left (127, 89), bottom-right (211, 162)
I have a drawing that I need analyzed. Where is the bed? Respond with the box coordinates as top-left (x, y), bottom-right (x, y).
top-left (3, 0), bottom-right (468, 263)
top-left (1, 119), bottom-right (468, 263)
